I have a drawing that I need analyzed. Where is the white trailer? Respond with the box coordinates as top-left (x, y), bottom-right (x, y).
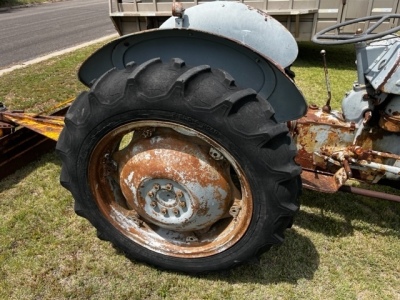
top-left (109, 0), bottom-right (400, 40)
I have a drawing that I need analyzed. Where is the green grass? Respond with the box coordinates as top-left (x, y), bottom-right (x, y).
top-left (0, 45), bottom-right (91, 112)
top-left (1, 40), bottom-right (400, 299)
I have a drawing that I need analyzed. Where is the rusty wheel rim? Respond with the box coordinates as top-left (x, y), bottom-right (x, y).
top-left (88, 121), bottom-right (253, 258)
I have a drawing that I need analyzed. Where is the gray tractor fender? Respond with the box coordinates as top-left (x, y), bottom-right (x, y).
top-left (78, 29), bottom-right (306, 122)
top-left (160, 1), bottom-right (298, 68)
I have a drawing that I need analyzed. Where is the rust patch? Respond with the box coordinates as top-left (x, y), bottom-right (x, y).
top-left (87, 121), bottom-right (253, 258)
top-left (301, 169), bottom-right (339, 193)
top-left (118, 129), bottom-right (232, 232)
top-left (0, 121), bottom-right (14, 138)
top-left (295, 146), bottom-right (314, 169)
top-left (0, 106), bottom-right (68, 180)
top-left (379, 112), bottom-right (400, 132)
top-left (1, 111), bottom-right (64, 141)
top-left (297, 109), bottom-right (349, 128)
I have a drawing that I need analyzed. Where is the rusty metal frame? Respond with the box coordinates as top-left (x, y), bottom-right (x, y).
top-left (0, 106), bottom-right (68, 180)
top-left (1, 112), bottom-right (64, 141)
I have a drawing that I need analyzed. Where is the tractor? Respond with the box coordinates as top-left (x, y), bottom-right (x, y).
top-left (1, 2), bottom-right (399, 273)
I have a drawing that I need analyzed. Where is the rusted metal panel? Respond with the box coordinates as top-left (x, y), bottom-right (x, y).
top-left (0, 121), bottom-right (13, 138)
top-left (379, 113), bottom-right (400, 132)
top-left (1, 112), bottom-right (64, 141)
top-left (0, 107), bottom-right (68, 180)
top-left (0, 128), bottom-right (56, 180)
top-left (301, 168), bottom-right (341, 193)
top-left (294, 106), bottom-right (355, 170)
top-left (294, 105), bottom-right (400, 191)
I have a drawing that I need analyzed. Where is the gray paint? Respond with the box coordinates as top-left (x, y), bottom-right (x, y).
top-left (365, 37), bottom-right (400, 95)
top-left (160, 2), bottom-right (298, 68)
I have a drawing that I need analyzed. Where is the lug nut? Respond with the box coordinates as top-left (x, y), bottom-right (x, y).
top-left (176, 190), bottom-right (183, 198)
top-left (165, 183), bottom-right (173, 191)
top-left (148, 191), bottom-right (154, 197)
top-left (141, 128), bottom-right (153, 138)
top-left (209, 147), bottom-right (223, 160)
top-left (179, 201), bottom-right (186, 208)
top-left (150, 201), bottom-right (157, 208)
top-left (161, 208), bottom-right (168, 215)
top-left (173, 208), bottom-right (179, 215)
top-left (186, 236), bottom-right (198, 242)
top-left (153, 183), bottom-right (160, 191)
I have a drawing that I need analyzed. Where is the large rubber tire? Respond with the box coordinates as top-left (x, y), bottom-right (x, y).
top-left (56, 58), bottom-right (301, 273)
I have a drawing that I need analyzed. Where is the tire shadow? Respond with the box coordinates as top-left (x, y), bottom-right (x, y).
top-left (195, 229), bottom-right (319, 284)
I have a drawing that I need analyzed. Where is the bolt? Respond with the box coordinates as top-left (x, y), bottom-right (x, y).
top-left (176, 190), bottom-right (183, 198)
top-left (153, 183), bottom-right (160, 191)
top-left (186, 236), bottom-right (198, 242)
top-left (229, 205), bottom-right (241, 218)
top-left (173, 208), bottom-right (179, 215)
top-left (148, 191), bottom-right (154, 198)
top-left (165, 183), bottom-right (173, 191)
top-left (150, 201), bottom-right (157, 208)
top-left (179, 201), bottom-right (186, 208)
top-left (161, 208), bottom-right (168, 215)
top-left (209, 147), bottom-right (223, 160)
top-left (141, 128), bottom-right (153, 138)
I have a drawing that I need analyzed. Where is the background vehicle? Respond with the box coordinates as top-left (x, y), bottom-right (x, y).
top-left (109, 0), bottom-right (400, 40)
top-left (1, 1), bottom-right (399, 273)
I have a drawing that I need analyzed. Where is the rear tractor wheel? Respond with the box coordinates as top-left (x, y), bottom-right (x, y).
top-left (56, 58), bottom-right (301, 273)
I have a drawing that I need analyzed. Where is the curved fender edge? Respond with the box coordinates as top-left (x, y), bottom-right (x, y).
top-left (78, 29), bottom-right (306, 123)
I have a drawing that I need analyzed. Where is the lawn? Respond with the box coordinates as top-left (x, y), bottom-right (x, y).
top-left (0, 38), bottom-right (399, 299)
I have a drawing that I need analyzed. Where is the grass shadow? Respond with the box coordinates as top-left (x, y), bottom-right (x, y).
top-left (296, 42), bottom-right (356, 71)
top-left (296, 189), bottom-right (400, 238)
top-left (218, 229), bottom-right (319, 284)
top-left (0, 151), bottom-right (61, 194)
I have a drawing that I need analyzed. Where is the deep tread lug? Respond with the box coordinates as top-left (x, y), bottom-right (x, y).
top-left (127, 57), bottom-right (162, 83)
top-left (176, 65), bottom-right (211, 85)
top-left (171, 58), bottom-right (186, 68)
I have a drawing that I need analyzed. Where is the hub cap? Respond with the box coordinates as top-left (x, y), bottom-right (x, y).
top-left (88, 121), bottom-right (252, 258)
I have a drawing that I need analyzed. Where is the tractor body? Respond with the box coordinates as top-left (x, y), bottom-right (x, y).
top-left (296, 35), bottom-right (400, 193)
top-left (80, 2), bottom-right (400, 197)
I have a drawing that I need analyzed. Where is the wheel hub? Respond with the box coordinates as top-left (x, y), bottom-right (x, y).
top-left (119, 130), bottom-right (233, 231)
top-left (138, 179), bottom-right (192, 226)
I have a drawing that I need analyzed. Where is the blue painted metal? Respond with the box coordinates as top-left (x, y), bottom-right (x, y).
top-left (160, 2), bottom-right (298, 68)
top-left (341, 86), bottom-right (373, 123)
top-left (78, 28), bottom-right (306, 122)
top-left (365, 36), bottom-right (400, 95)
